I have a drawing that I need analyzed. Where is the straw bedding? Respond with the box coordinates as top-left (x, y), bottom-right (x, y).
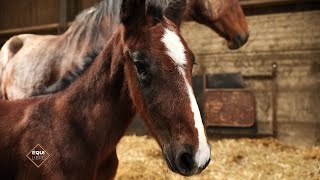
top-left (115, 136), bottom-right (320, 180)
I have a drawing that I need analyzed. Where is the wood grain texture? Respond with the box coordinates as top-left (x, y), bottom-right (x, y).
top-left (0, 0), bottom-right (59, 30)
top-left (182, 11), bottom-right (320, 54)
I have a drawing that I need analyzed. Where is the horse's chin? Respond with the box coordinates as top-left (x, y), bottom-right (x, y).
top-left (227, 41), bottom-right (236, 49)
top-left (163, 152), bottom-right (179, 173)
top-left (227, 40), bottom-right (242, 50)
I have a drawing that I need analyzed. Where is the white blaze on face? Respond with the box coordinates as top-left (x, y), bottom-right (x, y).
top-left (161, 28), bottom-right (211, 168)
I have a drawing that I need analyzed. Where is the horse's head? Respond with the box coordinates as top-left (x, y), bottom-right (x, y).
top-left (191, 0), bottom-right (249, 49)
top-left (120, 0), bottom-right (211, 176)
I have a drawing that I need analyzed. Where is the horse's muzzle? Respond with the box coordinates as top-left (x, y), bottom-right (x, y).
top-left (163, 144), bottom-right (211, 176)
top-left (228, 32), bottom-right (249, 50)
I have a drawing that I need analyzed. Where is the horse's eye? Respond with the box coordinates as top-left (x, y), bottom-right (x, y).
top-left (134, 61), bottom-right (147, 76)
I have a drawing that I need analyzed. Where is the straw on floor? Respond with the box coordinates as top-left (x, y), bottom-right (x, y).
top-left (115, 136), bottom-right (320, 180)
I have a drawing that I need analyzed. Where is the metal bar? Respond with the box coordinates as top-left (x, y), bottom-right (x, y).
top-left (240, 0), bottom-right (319, 7)
top-left (58, 0), bottom-right (68, 34)
top-left (271, 63), bottom-right (278, 137)
top-left (243, 75), bottom-right (274, 80)
top-left (202, 74), bottom-right (207, 92)
top-left (0, 24), bottom-right (59, 36)
top-left (0, 22), bottom-right (73, 36)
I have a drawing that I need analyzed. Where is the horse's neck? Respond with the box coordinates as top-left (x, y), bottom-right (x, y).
top-left (57, 34), bottom-right (134, 150)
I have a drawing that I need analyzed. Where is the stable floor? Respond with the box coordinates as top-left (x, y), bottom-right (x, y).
top-left (115, 136), bottom-right (320, 180)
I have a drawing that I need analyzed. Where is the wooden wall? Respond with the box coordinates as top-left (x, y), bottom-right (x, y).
top-left (0, 0), bottom-right (101, 45)
top-left (0, 0), bottom-right (102, 30)
top-left (0, 0), bottom-right (59, 30)
top-left (181, 10), bottom-right (320, 145)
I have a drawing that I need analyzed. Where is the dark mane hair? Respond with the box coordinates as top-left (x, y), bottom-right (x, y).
top-left (65, 0), bottom-right (122, 48)
top-left (38, 0), bottom-right (174, 96)
top-left (36, 0), bottom-right (123, 96)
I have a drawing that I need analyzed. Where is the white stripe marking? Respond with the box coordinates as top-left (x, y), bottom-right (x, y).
top-left (161, 28), bottom-right (211, 168)
top-left (161, 29), bottom-right (187, 66)
top-left (186, 82), bottom-right (211, 167)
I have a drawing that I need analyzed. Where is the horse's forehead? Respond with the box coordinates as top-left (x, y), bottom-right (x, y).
top-left (160, 28), bottom-right (187, 67)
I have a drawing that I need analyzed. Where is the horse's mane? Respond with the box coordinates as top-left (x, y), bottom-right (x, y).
top-left (34, 0), bottom-right (122, 96)
top-left (64, 0), bottom-right (122, 48)
top-left (38, 0), bottom-right (173, 96)
top-left (73, 0), bottom-right (121, 27)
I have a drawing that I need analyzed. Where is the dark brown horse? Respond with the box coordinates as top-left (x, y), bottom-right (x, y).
top-left (0, 0), bottom-right (211, 179)
top-left (0, 0), bottom-right (248, 100)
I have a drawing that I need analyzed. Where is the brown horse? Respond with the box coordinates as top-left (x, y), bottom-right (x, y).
top-left (0, 0), bottom-right (211, 179)
top-left (0, 0), bottom-right (248, 100)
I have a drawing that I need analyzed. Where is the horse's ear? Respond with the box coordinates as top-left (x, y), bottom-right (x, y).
top-left (164, 0), bottom-right (186, 27)
top-left (120, 0), bottom-right (137, 25)
top-left (120, 0), bottom-right (146, 28)
top-left (146, 0), bottom-right (165, 23)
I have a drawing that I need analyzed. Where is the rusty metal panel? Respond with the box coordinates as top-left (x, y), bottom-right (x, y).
top-left (204, 90), bottom-right (256, 127)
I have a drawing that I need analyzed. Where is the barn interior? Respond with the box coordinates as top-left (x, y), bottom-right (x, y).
top-left (0, 0), bottom-right (319, 179)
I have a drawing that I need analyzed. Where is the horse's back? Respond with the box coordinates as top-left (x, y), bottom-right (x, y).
top-left (0, 34), bottom-right (60, 99)
top-left (0, 35), bottom-right (24, 99)
top-left (0, 33), bottom-right (56, 65)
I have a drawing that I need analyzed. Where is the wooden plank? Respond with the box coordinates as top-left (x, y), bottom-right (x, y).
top-left (0, 0), bottom-right (59, 30)
top-left (240, 0), bottom-right (319, 7)
top-left (181, 11), bottom-right (320, 54)
top-left (58, 0), bottom-right (68, 34)
top-left (192, 50), bottom-right (320, 81)
top-left (0, 24), bottom-right (60, 36)
top-left (0, 22), bottom-right (73, 36)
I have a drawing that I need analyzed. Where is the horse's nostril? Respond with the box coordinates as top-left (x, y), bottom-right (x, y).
top-left (238, 33), bottom-right (249, 44)
top-left (176, 150), bottom-right (196, 176)
top-left (228, 32), bottom-right (249, 50)
top-left (180, 152), bottom-right (193, 171)
top-left (235, 34), bottom-right (243, 43)
top-left (231, 33), bottom-right (248, 49)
